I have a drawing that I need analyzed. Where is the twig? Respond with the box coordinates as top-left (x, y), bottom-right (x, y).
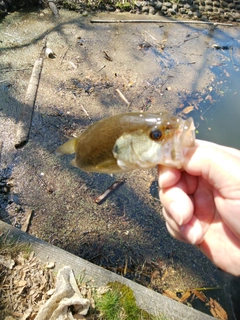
top-left (21, 209), bottom-right (34, 232)
top-left (72, 92), bottom-right (93, 123)
top-left (15, 39), bottom-right (47, 148)
top-left (95, 178), bottom-right (126, 204)
top-left (80, 104), bottom-right (93, 123)
top-left (91, 19), bottom-right (233, 26)
top-left (116, 89), bottom-right (130, 106)
top-left (103, 51), bottom-right (113, 61)
top-left (60, 45), bottom-right (70, 64)
top-left (97, 65), bottom-right (106, 72)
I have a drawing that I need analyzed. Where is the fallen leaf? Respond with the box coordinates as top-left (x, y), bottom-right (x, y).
top-left (150, 270), bottom-right (160, 283)
top-left (180, 290), bottom-right (191, 303)
top-left (163, 290), bottom-right (181, 302)
top-left (208, 297), bottom-right (228, 320)
top-left (0, 254), bottom-right (15, 269)
top-left (182, 106), bottom-right (194, 114)
top-left (17, 280), bottom-right (27, 287)
top-left (191, 290), bottom-right (208, 302)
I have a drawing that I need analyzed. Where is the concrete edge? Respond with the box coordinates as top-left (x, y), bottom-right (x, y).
top-left (0, 221), bottom-right (213, 320)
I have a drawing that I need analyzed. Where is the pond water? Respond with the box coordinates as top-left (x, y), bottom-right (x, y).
top-left (184, 44), bottom-right (240, 149)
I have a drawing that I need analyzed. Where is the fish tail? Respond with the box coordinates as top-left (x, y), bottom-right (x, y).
top-left (56, 138), bottom-right (76, 156)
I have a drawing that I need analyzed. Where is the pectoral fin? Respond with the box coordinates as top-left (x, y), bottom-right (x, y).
top-left (95, 159), bottom-right (121, 173)
top-left (56, 138), bottom-right (76, 156)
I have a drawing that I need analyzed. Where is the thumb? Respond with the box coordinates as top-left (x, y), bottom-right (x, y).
top-left (183, 140), bottom-right (240, 196)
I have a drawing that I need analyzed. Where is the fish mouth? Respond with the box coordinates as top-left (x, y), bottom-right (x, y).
top-left (163, 117), bottom-right (195, 168)
top-left (181, 117), bottom-right (195, 148)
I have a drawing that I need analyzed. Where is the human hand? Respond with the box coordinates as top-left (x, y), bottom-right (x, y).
top-left (158, 140), bottom-right (240, 275)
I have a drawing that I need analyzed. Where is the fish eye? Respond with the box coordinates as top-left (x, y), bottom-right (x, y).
top-left (150, 129), bottom-right (162, 141)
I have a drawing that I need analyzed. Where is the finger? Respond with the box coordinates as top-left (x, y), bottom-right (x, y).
top-left (163, 208), bottom-right (204, 244)
top-left (162, 208), bottom-right (187, 242)
top-left (159, 186), bottom-right (194, 225)
top-left (196, 139), bottom-right (240, 158)
top-left (158, 165), bottom-right (181, 189)
top-left (183, 143), bottom-right (240, 193)
top-left (179, 216), bottom-right (204, 244)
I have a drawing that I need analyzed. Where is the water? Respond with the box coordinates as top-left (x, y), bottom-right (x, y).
top-left (187, 49), bottom-right (240, 149)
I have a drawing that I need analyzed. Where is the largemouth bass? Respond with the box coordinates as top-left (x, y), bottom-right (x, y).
top-left (56, 112), bottom-right (195, 173)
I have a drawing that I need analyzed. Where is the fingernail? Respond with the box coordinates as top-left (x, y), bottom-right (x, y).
top-left (169, 201), bottom-right (184, 225)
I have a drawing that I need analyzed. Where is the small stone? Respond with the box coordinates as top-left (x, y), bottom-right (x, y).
top-left (82, 11), bottom-right (88, 16)
top-left (221, 1), bottom-right (228, 7)
top-left (201, 14), bottom-right (208, 20)
top-left (173, 3), bottom-right (178, 11)
top-left (228, 3), bottom-right (235, 9)
top-left (194, 10), bottom-right (202, 16)
top-left (205, 5), bottom-right (214, 10)
top-left (168, 8), bottom-right (177, 14)
top-left (188, 9), bottom-right (194, 16)
top-left (106, 5), bottom-right (115, 11)
top-left (164, 2), bottom-right (173, 7)
top-left (155, 1), bottom-right (163, 9)
top-left (179, 7), bottom-right (187, 13)
top-left (213, 1), bottom-right (220, 6)
top-left (161, 5), bottom-right (168, 11)
top-left (45, 262), bottom-right (55, 269)
top-left (184, 3), bottom-right (191, 9)
top-left (149, 6), bottom-right (156, 13)
top-left (142, 5), bottom-right (149, 12)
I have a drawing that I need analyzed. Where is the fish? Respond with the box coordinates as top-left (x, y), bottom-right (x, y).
top-left (56, 112), bottom-right (195, 173)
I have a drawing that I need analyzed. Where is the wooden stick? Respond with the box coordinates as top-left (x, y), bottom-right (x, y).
top-left (15, 57), bottom-right (44, 148)
top-left (116, 89), bottom-right (130, 106)
top-left (95, 178), bottom-right (126, 204)
top-left (91, 19), bottom-right (233, 26)
top-left (21, 209), bottom-right (34, 232)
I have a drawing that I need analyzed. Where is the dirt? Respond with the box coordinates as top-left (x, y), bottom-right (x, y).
top-left (0, 7), bottom-right (239, 318)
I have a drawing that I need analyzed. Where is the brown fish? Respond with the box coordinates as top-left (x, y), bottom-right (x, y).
top-left (56, 112), bottom-right (195, 173)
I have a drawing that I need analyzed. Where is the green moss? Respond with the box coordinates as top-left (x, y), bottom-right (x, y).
top-left (96, 281), bottom-right (168, 320)
top-left (96, 289), bottom-right (121, 320)
top-left (116, 2), bottom-right (132, 11)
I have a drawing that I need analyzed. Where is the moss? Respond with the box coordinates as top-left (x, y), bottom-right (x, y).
top-left (96, 281), bottom-right (167, 320)
top-left (116, 2), bottom-right (132, 11)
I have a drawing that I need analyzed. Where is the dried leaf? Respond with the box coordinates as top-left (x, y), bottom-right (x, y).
top-left (163, 290), bottom-right (181, 302)
top-left (208, 297), bottom-right (228, 320)
top-left (17, 279), bottom-right (27, 287)
top-left (191, 290), bottom-right (208, 302)
top-left (180, 290), bottom-right (192, 303)
top-left (182, 106), bottom-right (194, 114)
top-left (0, 254), bottom-right (15, 269)
top-left (150, 270), bottom-right (160, 283)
